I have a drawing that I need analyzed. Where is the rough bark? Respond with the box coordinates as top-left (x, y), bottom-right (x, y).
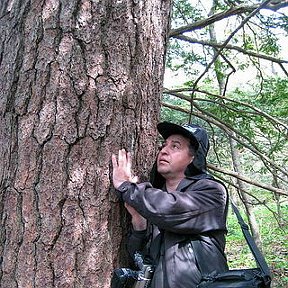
top-left (0, 0), bottom-right (172, 287)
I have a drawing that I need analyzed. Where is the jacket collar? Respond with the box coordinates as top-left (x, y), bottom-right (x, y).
top-left (177, 173), bottom-right (214, 191)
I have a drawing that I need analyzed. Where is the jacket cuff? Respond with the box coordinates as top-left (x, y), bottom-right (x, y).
top-left (117, 181), bottom-right (132, 193)
top-left (131, 228), bottom-right (147, 237)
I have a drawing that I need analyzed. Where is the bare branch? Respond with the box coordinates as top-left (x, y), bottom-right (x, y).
top-left (164, 88), bottom-right (288, 133)
top-left (172, 34), bottom-right (288, 72)
top-left (170, 5), bottom-right (255, 37)
top-left (169, 2), bottom-right (288, 37)
top-left (161, 101), bottom-right (288, 179)
top-left (212, 172), bottom-right (287, 227)
top-left (267, 0), bottom-right (288, 11)
top-left (208, 163), bottom-right (287, 196)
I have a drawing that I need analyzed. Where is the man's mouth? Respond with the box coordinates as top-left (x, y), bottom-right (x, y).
top-left (158, 159), bottom-right (169, 164)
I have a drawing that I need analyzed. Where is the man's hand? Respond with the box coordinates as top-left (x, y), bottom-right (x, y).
top-left (125, 203), bottom-right (147, 231)
top-left (112, 150), bottom-right (146, 230)
top-left (111, 149), bottom-right (138, 189)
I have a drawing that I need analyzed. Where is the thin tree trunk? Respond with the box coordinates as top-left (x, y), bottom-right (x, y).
top-left (208, 0), bottom-right (261, 249)
top-left (229, 137), bottom-right (262, 248)
top-left (0, 0), bottom-right (172, 287)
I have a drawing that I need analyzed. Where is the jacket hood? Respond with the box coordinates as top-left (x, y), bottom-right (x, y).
top-left (150, 122), bottom-right (211, 188)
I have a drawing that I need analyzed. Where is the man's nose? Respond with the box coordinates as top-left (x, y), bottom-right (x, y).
top-left (160, 145), bottom-right (169, 154)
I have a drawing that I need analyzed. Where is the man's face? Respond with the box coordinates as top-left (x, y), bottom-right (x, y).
top-left (157, 134), bottom-right (194, 180)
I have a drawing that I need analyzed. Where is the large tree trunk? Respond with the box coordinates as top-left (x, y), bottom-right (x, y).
top-left (0, 0), bottom-right (172, 287)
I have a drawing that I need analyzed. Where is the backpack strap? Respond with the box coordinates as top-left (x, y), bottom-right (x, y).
top-left (230, 201), bottom-right (271, 281)
top-left (192, 201), bottom-right (271, 286)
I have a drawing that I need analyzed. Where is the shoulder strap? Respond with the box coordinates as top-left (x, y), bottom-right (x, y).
top-left (230, 201), bottom-right (271, 279)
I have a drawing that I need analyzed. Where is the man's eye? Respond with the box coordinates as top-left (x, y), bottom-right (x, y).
top-left (172, 144), bottom-right (180, 149)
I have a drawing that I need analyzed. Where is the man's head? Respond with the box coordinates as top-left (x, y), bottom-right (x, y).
top-left (149, 122), bottom-right (210, 187)
top-left (157, 134), bottom-right (194, 180)
top-left (156, 122), bottom-right (209, 180)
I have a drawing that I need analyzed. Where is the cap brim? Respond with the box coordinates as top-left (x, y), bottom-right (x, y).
top-left (157, 122), bottom-right (199, 149)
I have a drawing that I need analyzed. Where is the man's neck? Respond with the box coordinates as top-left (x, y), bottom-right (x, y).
top-left (165, 177), bottom-right (184, 192)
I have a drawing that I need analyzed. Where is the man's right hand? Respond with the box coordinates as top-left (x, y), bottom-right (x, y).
top-left (111, 149), bottom-right (138, 189)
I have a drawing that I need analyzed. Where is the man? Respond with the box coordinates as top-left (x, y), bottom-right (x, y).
top-left (112, 122), bottom-right (228, 288)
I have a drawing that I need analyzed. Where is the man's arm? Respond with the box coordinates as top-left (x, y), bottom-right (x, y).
top-left (125, 203), bottom-right (147, 231)
top-left (119, 179), bottom-right (228, 234)
top-left (112, 149), bottom-right (147, 230)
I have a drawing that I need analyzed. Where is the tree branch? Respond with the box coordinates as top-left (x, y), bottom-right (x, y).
top-left (164, 88), bottom-right (288, 133)
top-left (212, 172), bottom-right (287, 227)
top-left (161, 101), bottom-right (288, 179)
top-left (208, 163), bottom-right (287, 196)
top-left (169, 2), bottom-right (288, 37)
top-left (182, 0), bottom-right (274, 122)
top-left (172, 34), bottom-right (288, 69)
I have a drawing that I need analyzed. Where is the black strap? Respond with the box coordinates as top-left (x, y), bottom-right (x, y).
top-left (230, 201), bottom-right (271, 278)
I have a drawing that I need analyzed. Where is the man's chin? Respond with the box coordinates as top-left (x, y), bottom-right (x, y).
top-left (157, 167), bottom-right (169, 176)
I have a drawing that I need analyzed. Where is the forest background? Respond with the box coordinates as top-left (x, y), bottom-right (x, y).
top-left (0, 0), bottom-right (287, 287)
top-left (163, 0), bottom-right (287, 287)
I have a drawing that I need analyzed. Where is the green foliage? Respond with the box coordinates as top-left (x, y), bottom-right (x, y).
top-left (243, 35), bottom-right (255, 50)
top-left (259, 34), bottom-right (280, 55)
top-left (172, 0), bottom-right (203, 27)
top-left (257, 77), bottom-right (288, 118)
top-left (258, 12), bottom-right (288, 34)
top-left (226, 203), bottom-right (288, 287)
top-left (166, 39), bottom-right (205, 75)
top-left (164, 1), bottom-right (288, 286)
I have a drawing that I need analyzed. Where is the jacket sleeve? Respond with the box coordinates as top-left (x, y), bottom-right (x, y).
top-left (126, 228), bottom-right (149, 260)
top-left (118, 179), bottom-right (227, 234)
